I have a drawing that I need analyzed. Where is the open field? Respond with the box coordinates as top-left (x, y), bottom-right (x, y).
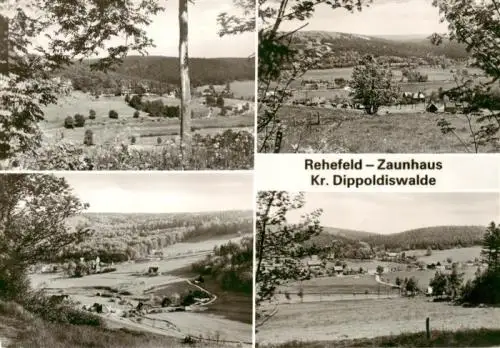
top-left (40, 92), bottom-right (254, 146)
top-left (262, 329), bottom-right (500, 347)
top-left (279, 275), bottom-right (398, 296)
top-left (196, 80), bottom-right (255, 99)
top-left (301, 67), bottom-right (484, 82)
top-left (269, 105), bottom-right (497, 153)
top-left (257, 297), bottom-right (500, 345)
top-left (405, 247), bottom-right (482, 264)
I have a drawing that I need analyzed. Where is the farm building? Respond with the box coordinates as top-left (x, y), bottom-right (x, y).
top-left (307, 259), bottom-right (322, 271)
top-left (332, 266), bottom-right (343, 275)
top-left (306, 255), bottom-right (322, 271)
top-left (383, 252), bottom-right (400, 261)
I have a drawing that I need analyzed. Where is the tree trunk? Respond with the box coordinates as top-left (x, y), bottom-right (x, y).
top-left (0, 15), bottom-right (8, 75)
top-left (365, 105), bottom-right (378, 115)
top-left (179, 0), bottom-right (192, 161)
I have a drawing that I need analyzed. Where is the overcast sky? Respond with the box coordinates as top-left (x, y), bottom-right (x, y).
top-left (15, 0), bottom-right (254, 58)
top-left (60, 172), bottom-right (253, 213)
top-left (278, 0), bottom-right (448, 36)
top-left (285, 192), bottom-right (500, 234)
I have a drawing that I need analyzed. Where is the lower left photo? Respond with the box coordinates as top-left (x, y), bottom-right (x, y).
top-left (0, 172), bottom-right (253, 348)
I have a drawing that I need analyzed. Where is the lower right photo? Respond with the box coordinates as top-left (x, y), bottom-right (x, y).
top-left (256, 191), bottom-right (500, 348)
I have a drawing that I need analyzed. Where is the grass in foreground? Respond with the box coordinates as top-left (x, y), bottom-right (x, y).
top-left (260, 329), bottom-right (500, 348)
top-left (7, 129), bottom-right (253, 170)
top-left (0, 300), bottom-right (228, 348)
top-left (261, 106), bottom-right (498, 153)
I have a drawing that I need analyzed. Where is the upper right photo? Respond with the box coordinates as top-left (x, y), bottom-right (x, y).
top-left (257, 0), bottom-right (500, 154)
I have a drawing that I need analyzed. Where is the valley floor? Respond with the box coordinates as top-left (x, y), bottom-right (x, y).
top-left (28, 235), bottom-right (252, 346)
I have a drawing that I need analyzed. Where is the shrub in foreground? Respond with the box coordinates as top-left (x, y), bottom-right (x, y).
top-left (108, 110), bottom-right (118, 119)
top-left (23, 292), bottom-right (103, 327)
top-left (89, 109), bottom-right (96, 119)
top-left (13, 130), bottom-right (254, 170)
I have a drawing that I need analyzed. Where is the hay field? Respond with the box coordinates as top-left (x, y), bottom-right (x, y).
top-left (302, 66), bottom-right (484, 82)
top-left (257, 297), bottom-right (500, 345)
top-left (40, 91), bottom-right (254, 146)
top-left (267, 105), bottom-right (497, 153)
top-left (279, 275), bottom-right (397, 296)
top-left (405, 247), bottom-right (482, 264)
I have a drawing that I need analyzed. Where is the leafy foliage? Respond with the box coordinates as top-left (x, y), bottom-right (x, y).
top-left (73, 114), bottom-right (85, 127)
top-left (217, 0), bottom-right (255, 37)
top-left (424, 222), bottom-right (500, 306)
top-left (257, 0), bottom-right (370, 152)
top-left (108, 110), bottom-right (118, 119)
top-left (192, 237), bottom-right (253, 294)
top-left (256, 191), bottom-right (325, 324)
top-left (8, 130), bottom-right (253, 170)
top-left (432, 0), bottom-right (500, 151)
top-left (53, 211), bottom-right (252, 264)
top-left (0, 0), bottom-right (164, 160)
top-left (0, 174), bottom-right (91, 300)
top-left (350, 55), bottom-right (400, 114)
top-left (429, 267), bottom-right (464, 299)
top-left (480, 221), bottom-right (500, 272)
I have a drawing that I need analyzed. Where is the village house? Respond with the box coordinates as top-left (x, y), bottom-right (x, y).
top-left (333, 266), bottom-right (344, 275)
top-left (307, 259), bottom-right (322, 271)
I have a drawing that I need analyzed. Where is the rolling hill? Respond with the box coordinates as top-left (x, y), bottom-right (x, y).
top-left (303, 224), bottom-right (486, 257)
top-left (58, 55), bottom-right (255, 91)
top-left (286, 30), bottom-right (469, 68)
top-left (360, 225), bottom-right (486, 250)
top-left (322, 226), bottom-right (379, 240)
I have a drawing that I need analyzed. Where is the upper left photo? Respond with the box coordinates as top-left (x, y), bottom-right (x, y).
top-left (0, 0), bottom-right (255, 171)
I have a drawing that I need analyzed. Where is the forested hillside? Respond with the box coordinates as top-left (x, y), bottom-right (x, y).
top-left (288, 31), bottom-right (469, 68)
top-left (59, 56), bottom-right (255, 92)
top-left (306, 232), bottom-right (374, 259)
top-left (322, 226), bottom-right (379, 240)
top-left (58, 211), bottom-right (253, 263)
top-left (361, 225), bottom-right (486, 251)
top-left (298, 225), bottom-right (486, 259)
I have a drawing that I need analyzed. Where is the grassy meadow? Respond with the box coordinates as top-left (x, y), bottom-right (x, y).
top-left (270, 105), bottom-right (491, 153)
top-left (257, 296), bottom-right (500, 346)
top-left (41, 92), bottom-right (254, 147)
